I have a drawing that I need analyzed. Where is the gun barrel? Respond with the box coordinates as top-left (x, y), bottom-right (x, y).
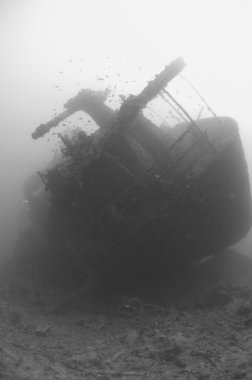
top-left (32, 110), bottom-right (72, 140)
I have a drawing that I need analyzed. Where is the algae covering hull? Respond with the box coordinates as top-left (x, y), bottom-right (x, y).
top-left (27, 59), bottom-right (251, 284)
top-left (40, 116), bottom-right (251, 284)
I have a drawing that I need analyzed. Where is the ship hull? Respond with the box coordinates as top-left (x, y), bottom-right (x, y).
top-left (42, 116), bottom-right (251, 284)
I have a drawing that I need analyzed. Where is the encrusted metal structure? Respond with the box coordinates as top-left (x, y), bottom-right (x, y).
top-left (19, 58), bottom-right (251, 287)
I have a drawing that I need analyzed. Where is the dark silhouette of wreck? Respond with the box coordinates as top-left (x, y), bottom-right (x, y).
top-left (15, 58), bottom-right (252, 290)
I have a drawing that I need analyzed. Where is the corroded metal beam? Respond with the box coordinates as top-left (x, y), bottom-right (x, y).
top-left (31, 57), bottom-right (186, 140)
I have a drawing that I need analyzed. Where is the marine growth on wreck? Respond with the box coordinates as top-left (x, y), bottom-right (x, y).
top-left (13, 58), bottom-right (252, 290)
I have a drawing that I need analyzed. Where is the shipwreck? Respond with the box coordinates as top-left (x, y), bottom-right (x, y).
top-left (16, 58), bottom-right (252, 289)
